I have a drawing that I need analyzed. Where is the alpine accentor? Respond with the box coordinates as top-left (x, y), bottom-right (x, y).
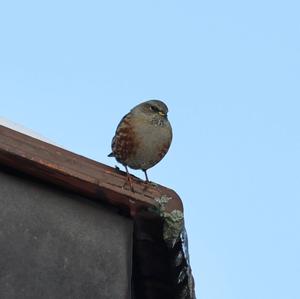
top-left (108, 100), bottom-right (172, 190)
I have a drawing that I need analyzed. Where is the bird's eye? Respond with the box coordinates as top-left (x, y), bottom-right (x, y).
top-left (150, 105), bottom-right (159, 112)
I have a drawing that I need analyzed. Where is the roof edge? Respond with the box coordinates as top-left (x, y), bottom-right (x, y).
top-left (0, 125), bottom-right (183, 217)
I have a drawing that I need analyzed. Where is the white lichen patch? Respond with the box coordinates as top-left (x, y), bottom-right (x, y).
top-left (151, 196), bottom-right (184, 248)
top-left (163, 209), bottom-right (184, 248)
top-left (154, 195), bottom-right (171, 214)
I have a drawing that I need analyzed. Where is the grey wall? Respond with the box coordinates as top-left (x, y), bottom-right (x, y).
top-left (0, 170), bottom-right (132, 299)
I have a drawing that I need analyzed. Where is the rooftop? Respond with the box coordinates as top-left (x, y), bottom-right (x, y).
top-left (0, 122), bottom-right (195, 299)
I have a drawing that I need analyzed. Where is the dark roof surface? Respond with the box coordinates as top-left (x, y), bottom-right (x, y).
top-left (0, 124), bottom-right (196, 299)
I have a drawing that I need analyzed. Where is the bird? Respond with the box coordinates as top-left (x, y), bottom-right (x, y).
top-left (108, 100), bottom-right (173, 191)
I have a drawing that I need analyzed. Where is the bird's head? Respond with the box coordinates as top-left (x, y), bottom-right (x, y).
top-left (132, 100), bottom-right (169, 119)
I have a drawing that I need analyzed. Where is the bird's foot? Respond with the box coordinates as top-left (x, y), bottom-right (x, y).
top-left (142, 180), bottom-right (159, 192)
top-left (147, 180), bottom-right (158, 187)
top-left (114, 165), bottom-right (121, 172)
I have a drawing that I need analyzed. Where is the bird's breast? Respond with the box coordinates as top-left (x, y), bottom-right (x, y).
top-left (127, 118), bottom-right (172, 170)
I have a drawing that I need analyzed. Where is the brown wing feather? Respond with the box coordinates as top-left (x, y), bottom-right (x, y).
top-left (110, 113), bottom-right (137, 165)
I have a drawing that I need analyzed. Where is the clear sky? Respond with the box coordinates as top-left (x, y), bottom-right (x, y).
top-left (1, 1), bottom-right (299, 298)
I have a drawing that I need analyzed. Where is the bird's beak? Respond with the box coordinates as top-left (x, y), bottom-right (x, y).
top-left (159, 111), bottom-right (166, 117)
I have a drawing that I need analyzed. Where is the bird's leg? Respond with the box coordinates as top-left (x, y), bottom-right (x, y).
top-left (143, 169), bottom-right (158, 188)
top-left (143, 169), bottom-right (150, 183)
top-left (124, 165), bottom-right (134, 192)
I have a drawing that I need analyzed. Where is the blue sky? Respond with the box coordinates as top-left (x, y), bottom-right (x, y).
top-left (1, 1), bottom-right (300, 298)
